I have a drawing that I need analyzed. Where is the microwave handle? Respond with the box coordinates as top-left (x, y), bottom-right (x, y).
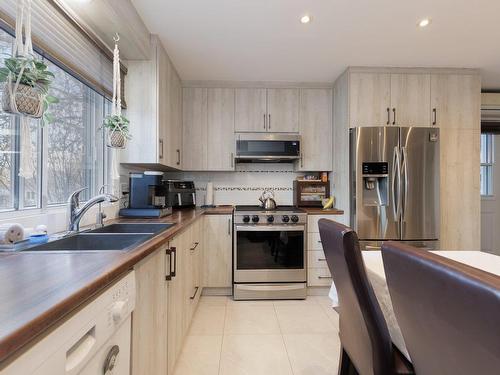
top-left (177, 193), bottom-right (182, 206)
top-left (192, 192), bottom-right (196, 205)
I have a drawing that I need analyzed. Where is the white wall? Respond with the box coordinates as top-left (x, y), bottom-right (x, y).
top-left (481, 134), bottom-right (500, 255)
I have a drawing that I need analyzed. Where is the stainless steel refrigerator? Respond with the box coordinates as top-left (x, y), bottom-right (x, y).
top-left (349, 127), bottom-right (440, 250)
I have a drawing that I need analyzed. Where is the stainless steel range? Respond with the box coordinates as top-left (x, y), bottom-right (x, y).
top-left (233, 205), bottom-right (307, 300)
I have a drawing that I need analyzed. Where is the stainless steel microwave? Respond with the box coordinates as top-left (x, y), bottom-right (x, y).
top-left (235, 133), bottom-right (301, 163)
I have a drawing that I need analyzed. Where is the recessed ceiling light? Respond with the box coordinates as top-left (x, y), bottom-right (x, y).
top-left (300, 15), bottom-right (311, 24)
top-left (418, 18), bottom-right (431, 28)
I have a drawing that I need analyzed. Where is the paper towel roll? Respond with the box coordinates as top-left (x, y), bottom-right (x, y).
top-left (0, 223), bottom-right (25, 244)
top-left (206, 182), bottom-right (214, 206)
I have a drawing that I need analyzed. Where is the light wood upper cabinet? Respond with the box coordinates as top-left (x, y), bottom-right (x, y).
top-left (267, 88), bottom-right (300, 133)
top-left (203, 214), bottom-right (232, 288)
top-left (166, 65), bottom-right (183, 167)
top-left (298, 88), bottom-right (332, 171)
top-left (182, 88), bottom-right (208, 170)
top-left (207, 88), bottom-right (235, 171)
top-left (123, 36), bottom-right (182, 169)
top-left (349, 72), bottom-right (391, 126)
top-left (390, 73), bottom-right (431, 126)
top-left (431, 74), bottom-right (481, 129)
top-left (132, 246), bottom-right (168, 375)
top-left (234, 88), bottom-right (299, 133)
top-left (235, 88), bottom-right (267, 132)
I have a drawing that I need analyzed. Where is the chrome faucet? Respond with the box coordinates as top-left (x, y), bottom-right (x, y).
top-left (68, 187), bottom-right (119, 232)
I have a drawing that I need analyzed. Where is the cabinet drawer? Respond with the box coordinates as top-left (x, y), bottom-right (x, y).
top-left (307, 250), bottom-right (329, 268)
top-left (307, 214), bottom-right (348, 233)
top-left (307, 268), bottom-right (333, 286)
top-left (307, 232), bottom-right (324, 250)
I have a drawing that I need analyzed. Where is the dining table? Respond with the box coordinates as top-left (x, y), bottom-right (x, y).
top-left (360, 250), bottom-right (500, 360)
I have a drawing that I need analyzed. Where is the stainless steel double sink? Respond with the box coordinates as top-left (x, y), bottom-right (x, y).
top-left (21, 223), bottom-right (174, 252)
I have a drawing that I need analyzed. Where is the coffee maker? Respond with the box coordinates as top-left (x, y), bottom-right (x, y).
top-left (119, 172), bottom-right (172, 217)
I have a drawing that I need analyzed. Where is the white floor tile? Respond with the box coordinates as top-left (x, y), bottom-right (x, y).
top-left (273, 298), bottom-right (319, 307)
top-left (319, 304), bottom-right (340, 330)
top-left (189, 305), bottom-right (226, 335)
top-left (173, 335), bottom-right (222, 375)
top-left (283, 334), bottom-right (341, 375)
top-left (227, 298), bottom-right (274, 307)
top-left (199, 296), bottom-right (230, 306)
top-left (225, 305), bottom-right (280, 334)
top-left (219, 334), bottom-right (293, 375)
top-left (275, 304), bottom-right (336, 334)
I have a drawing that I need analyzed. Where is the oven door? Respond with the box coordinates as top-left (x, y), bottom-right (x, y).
top-left (234, 225), bottom-right (306, 283)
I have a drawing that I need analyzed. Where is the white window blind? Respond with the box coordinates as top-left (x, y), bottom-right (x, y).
top-left (0, 0), bottom-right (114, 97)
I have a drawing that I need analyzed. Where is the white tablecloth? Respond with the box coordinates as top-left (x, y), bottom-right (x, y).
top-left (361, 250), bottom-right (500, 360)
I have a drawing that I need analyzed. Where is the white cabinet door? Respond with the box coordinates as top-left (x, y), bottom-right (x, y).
top-left (182, 88), bottom-right (208, 170)
top-left (298, 88), bottom-right (332, 171)
top-left (207, 88), bottom-right (235, 170)
top-left (235, 88), bottom-right (267, 132)
top-left (390, 73), bottom-right (431, 127)
top-left (349, 72), bottom-right (391, 127)
top-left (430, 74), bottom-right (481, 129)
top-left (203, 215), bottom-right (233, 288)
top-left (267, 88), bottom-right (299, 133)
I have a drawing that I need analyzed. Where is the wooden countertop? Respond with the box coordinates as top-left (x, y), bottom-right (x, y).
top-left (0, 206), bottom-right (233, 365)
top-left (300, 207), bottom-right (344, 215)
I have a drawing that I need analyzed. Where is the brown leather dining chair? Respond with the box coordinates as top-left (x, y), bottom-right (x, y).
top-left (318, 219), bottom-right (413, 375)
top-left (382, 242), bottom-right (500, 375)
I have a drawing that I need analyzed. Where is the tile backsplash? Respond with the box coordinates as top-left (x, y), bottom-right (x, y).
top-left (123, 164), bottom-right (317, 207)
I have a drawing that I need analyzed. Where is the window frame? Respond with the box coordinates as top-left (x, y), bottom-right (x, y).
top-left (0, 25), bottom-right (111, 216)
top-left (480, 133), bottom-right (494, 197)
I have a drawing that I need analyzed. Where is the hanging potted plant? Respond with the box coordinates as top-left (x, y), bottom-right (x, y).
top-left (0, 0), bottom-right (57, 123)
top-left (103, 33), bottom-right (131, 149)
top-left (0, 56), bottom-right (58, 123)
top-left (103, 113), bottom-right (131, 148)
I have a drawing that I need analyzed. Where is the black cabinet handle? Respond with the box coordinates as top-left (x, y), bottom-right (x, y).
top-left (432, 108), bottom-right (437, 126)
top-left (392, 108), bottom-right (396, 125)
top-left (268, 114), bottom-right (271, 130)
top-left (176, 149), bottom-right (181, 165)
top-left (190, 286), bottom-right (199, 300)
top-left (171, 247), bottom-right (177, 277)
top-left (165, 248), bottom-right (173, 280)
top-left (190, 242), bottom-right (199, 251)
top-left (386, 108), bottom-right (390, 125)
top-left (263, 113), bottom-right (266, 129)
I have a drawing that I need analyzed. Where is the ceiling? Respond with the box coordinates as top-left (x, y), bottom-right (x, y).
top-left (131, 0), bottom-right (500, 88)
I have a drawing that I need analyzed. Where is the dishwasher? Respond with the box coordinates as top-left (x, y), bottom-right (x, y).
top-left (2, 271), bottom-right (136, 375)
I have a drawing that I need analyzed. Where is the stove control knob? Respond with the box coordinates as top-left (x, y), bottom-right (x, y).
top-left (282, 215), bottom-right (290, 223)
top-left (252, 215), bottom-right (260, 223)
top-left (267, 215), bottom-right (274, 223)
top-left (242, 215), bottom-right (250, 223)
top-left (291, 215), bottom-right (299, 223)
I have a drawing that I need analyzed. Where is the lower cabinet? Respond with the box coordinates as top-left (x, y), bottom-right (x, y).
top-left (306, 214), bottom-right (347, 287)
top-left (131, 244), bottom-right (168, 375)
top-left (132, 218), bottom-right (205, 375)
top-left (203, 214), bottom-right (233, 289)
top-left (167, 218), bottom-right (204, 374)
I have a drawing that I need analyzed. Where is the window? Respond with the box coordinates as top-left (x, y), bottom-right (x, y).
top-left (0, 27), bottom-right (110, 212)
top-left (480, 133), bottom-right (494, 196)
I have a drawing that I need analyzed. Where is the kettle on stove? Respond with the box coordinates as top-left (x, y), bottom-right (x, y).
top-left (259, 190), bottom-right (277, 210)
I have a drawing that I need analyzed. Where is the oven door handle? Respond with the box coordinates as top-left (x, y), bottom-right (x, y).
top-left (235, 225), bottom-right (306, 232)
top-left (235, 284), bottom-right (306, 291)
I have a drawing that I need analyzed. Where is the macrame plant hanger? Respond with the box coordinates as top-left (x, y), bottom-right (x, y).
top-left (109, 33), bottom-right (122, 182)
top-left (10, 0), bottom-right (37, 179)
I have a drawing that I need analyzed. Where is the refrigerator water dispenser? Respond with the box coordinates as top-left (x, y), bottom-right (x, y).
top-left (362, 162), bottom-right (388, 207)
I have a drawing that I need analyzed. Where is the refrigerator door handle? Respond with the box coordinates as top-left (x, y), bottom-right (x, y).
top-left (391, 147), bottom-right (398, 221)
top-left (402, 146), bottom-right (409, 222)
top-left (392, 146), bottom-right (402, 222)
